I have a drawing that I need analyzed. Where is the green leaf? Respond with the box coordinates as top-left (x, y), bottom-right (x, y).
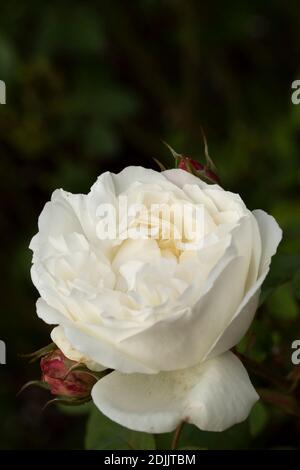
top-left (155, 422), bottom-right (251, 450)
top-left (261, 254), bottom-right (300, 304)
top-left (0, 34), bottom-right (19, 79)
top-left (85, 405), bottom-right (156, 450)
top-left (37, 5), bottom-right (105, 55)
top-left (267, 282), bottom-right (298, 321)
top-left (292, 269), bottom-right (300, 301)
top-left (249, 402), bottom-right (269, 437)
top-left (85, 124), bottom-right (119, 155)
top-left (59, 402), bottom-right (93, 416)
top-left (154, 432), bottom-right (173, 450)
top-left (178, 446), bottom-right (207, 450)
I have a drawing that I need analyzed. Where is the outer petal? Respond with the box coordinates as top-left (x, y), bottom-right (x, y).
top-left (163, 168), bottom-right (211, 190)
top-left (51, 326), bottom-right (106, 372)
top-left (35, 221), bottom-right (248, 373)
top-left (63, 322), bottom-right (158, 374)
top-left (69, 245), bottom-right (241, 373)
top-left (204, 209), bottom-right (282, 360)
top-left (111, 166), bottom-right (168, 194)
top-left (113, 217), bottom-right (251, 371)
top-left (36, 298), bottom-right (157, 374)
top-left (203, 277), bottom-right (262, 361)
top-left (253, 209), bottom-right (283, 275)
top-left (91, 351), bottom-right (258, 433)
top-left (91, 166), bottom-right (179, 197)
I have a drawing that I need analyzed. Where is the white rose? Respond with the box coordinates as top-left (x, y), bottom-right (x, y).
top-left (30, 166), bottom-right (282, 433)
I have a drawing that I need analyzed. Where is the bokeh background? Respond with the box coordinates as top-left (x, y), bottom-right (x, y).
top-left (1, 0), bottom-right (300, 449)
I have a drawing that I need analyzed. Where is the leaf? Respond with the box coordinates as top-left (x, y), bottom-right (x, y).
top-left (261, 254), bottom-right (300, 304)
top-left (154, 432), bottom-right (173, 450)
top-left (85, 405), bottom-right (156, 450)
top-left (58, 402), bottom-right (93, 416)
top-left (249, 402), bottom-right (269, 437)
top-left (0, 34), bottom-right (19, 79)
top-left (178, 446), bottom-right (207, 450)
top-left (85, 124), bottom-right (119, 155)
top-left (267, 282), bottom-right (298, 321)
top-left (292, 269), bottom-right (300, 301)
top-left (36, 5), bottom-right (105, 55)
top-left (155, 422), bottom-right (251, 450)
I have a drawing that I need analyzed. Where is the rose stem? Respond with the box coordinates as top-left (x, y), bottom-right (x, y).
top-left (171, 421), bottom-right (185, 450)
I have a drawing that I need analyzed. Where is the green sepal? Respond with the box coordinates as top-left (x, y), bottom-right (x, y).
top-left (200, 126), bottom-right (218, 172)
top-left (153, 157), bottom-right (168, 171)
top-left (43, 396), bottom-right (92, 410)
top-left (161, 140), bottom-right (182, 168)
top-left (17, 380), bottom-right (50, 396)
top-left (19, 343), bottom-right (56, 363)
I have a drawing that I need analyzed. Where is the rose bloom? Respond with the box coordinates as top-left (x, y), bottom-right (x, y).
top-left (30, 167), bottom-right (282, 433)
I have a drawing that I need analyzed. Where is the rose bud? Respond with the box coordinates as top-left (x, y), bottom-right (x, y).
top-left (178, 156), bottom-right (204, 172)
top-left (178, 156), bottom-right (221, 185)
top-left (40, 349), bottom-right (96, 399)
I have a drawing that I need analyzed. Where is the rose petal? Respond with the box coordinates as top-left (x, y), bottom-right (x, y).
top-left (163, 168), bottom-right (210, 190)
top-left (98, 166), bottom-right (168, 195)
top-left (253, 209), bottom-right (283, 275)
top-left (92, 351), bottom-right (258, 433)
top-left (203, 276), bottom-right (262, 360)
top-left (36, 298), bottom-right (157, 374)
top-left (51, 326), bottom-right (106, 372)
top-left (113, 217), bottom-right (252, 371)
top-left (64, 322), bottom-right (157, 374)
top-left (203, 209), bottom-right (282, 359)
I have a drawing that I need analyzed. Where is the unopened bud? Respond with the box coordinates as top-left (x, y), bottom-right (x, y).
top-left (178, 156), bottom-right (220, 185)
top-left (40, 349), bottom-right (96, 399)
top-left (178, 156), bottom-right (204, 172)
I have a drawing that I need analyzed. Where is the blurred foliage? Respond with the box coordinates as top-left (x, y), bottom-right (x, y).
top-left (86, 407), bottom-right (156, 450)
top-left (0, 0), bottom-right (300, 449)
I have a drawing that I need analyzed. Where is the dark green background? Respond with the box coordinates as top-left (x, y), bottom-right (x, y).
top-left (0, 0), bottom-right (299, 449)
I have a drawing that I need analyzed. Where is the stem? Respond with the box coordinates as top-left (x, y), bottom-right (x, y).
top-left (236, 352), bottom-right (289, 391)
top-left (171, 421), bottom-right (185, 450)
top-left (257, 388), bottom-right (300, 418)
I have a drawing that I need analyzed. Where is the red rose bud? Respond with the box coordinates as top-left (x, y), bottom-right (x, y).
top-left (178, 156), bottom-right (221, 185)
top-left (178, 156), bottom-right (204, 172)
top-left (40, 349), bottom-right (96, 399)
top-left (202, 167), bottom-right (221, 185)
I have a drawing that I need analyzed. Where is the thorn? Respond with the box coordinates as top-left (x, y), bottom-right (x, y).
top-left (200, 126), bottom-right (217, 172)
